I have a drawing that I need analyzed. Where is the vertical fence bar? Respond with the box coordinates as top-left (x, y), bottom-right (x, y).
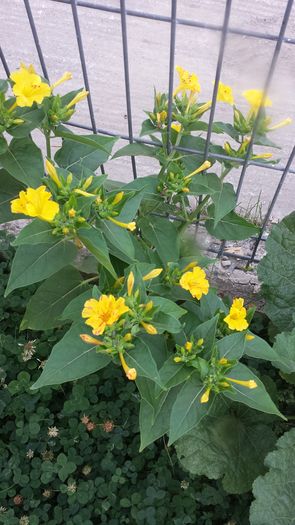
top-left (166, 0), bottom-right (177, 155)
top-left (120, 0), bottom-right (137, 179)
top-left (23, 0), bottom-right (50, 80)
top-left (236, 0), bottom-right (293, 198)
top-left (204, 0), bottom-right (232, 159)
top-left (198, 0), bottom-right (231, 226)
top-left (0, 46), bottom-right (10, 76)
top-left (71, 0), bottom-right (105, 173)
top-left (248, 145), bottom-right (295, 263)
top-left (218, 0), bottom-right (294, 259)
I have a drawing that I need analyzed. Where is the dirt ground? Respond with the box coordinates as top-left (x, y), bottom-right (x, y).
top-left (1, 0), bottom-right (295, 220)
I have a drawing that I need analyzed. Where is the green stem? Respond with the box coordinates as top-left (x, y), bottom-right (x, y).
top-left (45, 131), bottom-right (52, 159)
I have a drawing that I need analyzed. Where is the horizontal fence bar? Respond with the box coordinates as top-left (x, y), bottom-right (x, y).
top-left (50, 0), bottom-right (295, 45)
top-left (67, 120), bottom-right (295, 175)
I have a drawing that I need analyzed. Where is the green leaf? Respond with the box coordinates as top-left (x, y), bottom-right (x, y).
top-left (257, 211), bottom-right (295, 331)
top-left (223, 363), bottom-right (284, 418)
top-left (188, 172), bottom-right (222, 196)
top-left (5, 240), bottom-right (77, 296)
top-left (125, 336), bottom-right (162, 387)
top-left (0, 169), bottom-right (25, 224)
top-left (8, 107), bottom-right (45, 137)
top-left (140, 119), bottom-right (162, 137)
top-left (168, 371), bottom-right (214, 445)
top-left (0, 137), bottom-right (43, 186)
top-left (206, 208), bottom-right (260, 240)
top-left (271, 327), bottom-right (295, 374)
top-left (112, 143), bottom-right (160, 159)
top-left (138, 216), bottom-right (180, 265)
top-left (77, 226), bottom-right (117, 278)
top-left (139, 388), bottom-right (179, 451)
top-left (100, 220), bottom-right (136, 263)
top-left (217, 332), bottom-right (246, 360)
top-left (0, 136), bottom-right (8, 154)
top-left (21, 267), bottom-right (88, 330)
top-left (158, 357), bottom-right (192, 390)
top-left (55, 133), bottom-right (117, 175)
top-left (211, 182), bottom-right (236, 226)
top-left (250, 428), bottom-right (295, 525)
top-left (244, 333), bottom-right (280, 362)
top-left (60, 289), bottom-right (93, 323)
top-left (176, 403), bottom-right (276, 494)
top-left (12, 219), bottom-right (56, 246)
top-left (31, 322), bottom-right (111, 389)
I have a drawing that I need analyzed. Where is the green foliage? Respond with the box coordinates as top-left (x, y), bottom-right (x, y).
top-left (250, 428), bottom-right (295, 525)
top-left (176, 403), bottom-right (276, 494)
top-left (0, 242), bottom-right (253, 524)
top-left (258, 211), bottom-right (295, 332)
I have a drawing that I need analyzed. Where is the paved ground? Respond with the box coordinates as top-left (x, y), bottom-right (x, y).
top-left (1, 0), bottom-right (295, 220)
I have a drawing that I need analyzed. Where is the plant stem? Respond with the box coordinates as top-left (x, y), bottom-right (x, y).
top-left (45, 131), bottom-right (51, 159)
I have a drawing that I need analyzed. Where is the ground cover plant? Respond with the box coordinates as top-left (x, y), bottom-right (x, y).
top-left (0, 63), bottom-right (294, 524)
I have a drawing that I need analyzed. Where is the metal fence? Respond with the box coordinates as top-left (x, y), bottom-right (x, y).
top-left (1, 0), bottom-right (295, 264)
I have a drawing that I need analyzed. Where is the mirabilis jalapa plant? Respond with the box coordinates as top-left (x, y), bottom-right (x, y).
top-left (0, 62), bottom-right (291, 449)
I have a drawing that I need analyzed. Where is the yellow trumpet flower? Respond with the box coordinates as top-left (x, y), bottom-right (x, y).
top-left (184, 160), bottom-right (211, 182)
top-left (45, 159), bottom-right (62, 188)
top-left (200, 387), bottom-right (211, 404)
top-left (141, 322), bottom-right (158, 335)
top-left (225, 377), bottom-right (257, 389)
top-left (51, 71), bottom-right (72, 91)
top-left (67, 89), bottom-right (89, 109)
top-left (107, 217), bottom-right (136, 231)
top-left (127, 272), bottom-right (135, 296)
top-left (142, 268), bottom-right (163, 281)
top-left (119, 352), bottom-right (137, 381)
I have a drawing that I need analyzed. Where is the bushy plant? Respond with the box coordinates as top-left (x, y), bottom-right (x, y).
top-left (0, 233), bottom-right (253, 524)
top-left (0, 63), bottom-right (294, 523)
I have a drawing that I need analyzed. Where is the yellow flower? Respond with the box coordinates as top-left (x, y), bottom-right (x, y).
top-left (174, 356), bottom-right (182, 363)
top-left (45, 159), bottom-right (62, 188)
top-left (242, 89), bottom-right (272, 114)
top-left (107, 217), bottom-right (136, 231)
top-left (141, 322), bottom-right (158, 335)
top-left (144, 301), bottom-right (154, 313)
top-left (267, 117), bottom-right (292, 131)
top-left (80, 334), bottom-right (103, 345)
top-left (67, 89), bottom-right (89, 109)
top-left (11, 186), bottom-right (59, 222)
top-left (51, 71), bottom-right (72, 91)
top-left (112, 191), bottom-right (124, 205)
top-left (10, 63), bottom-right (51, 107)
top-left (127, 272), bottom-right (135, 296)
top-left (142, 268), bottom-right (163, 281)
top-left (123, 333), bottom-right (133, 342)
top-left (197, 338), bottom-right (204, 347)
top-left (219, 358), bottom-right (229, 366)
top-left (82, 175), bottom-right (93, 190)
top-left (119, 352), bottom-right (137, 381)
top-left (82, 295), bottom-right (129, 335)
top-left (225, 377), bottom-right (257, 389)
top-left (245, 334), bottom-right (255, 341)
top-left (224, 298), bottom-right (249, 332)
top-left (173, 66), bottom-right (201, 97)
top-left (183, 160), bottom-right (211, 182)
top-left (171, 123), bottom-right (182, 132)
top-left (156, 111), bottom-right (167, 124)
top-left (217, 81), bottom-right (234, 105)
top-left (200, 387), bottom-right (211, 404)
top-left (68, 208), bottom-right (76, 218)
top-left (182, 261), bottom-right (198, 272)
top-left (179, 266), bottom-right (209, 300)
top-left (185, 341), bottom-right (193, 352)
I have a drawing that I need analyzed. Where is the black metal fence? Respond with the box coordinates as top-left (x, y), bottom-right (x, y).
top-left (1, 0), bottom-right (295, 264)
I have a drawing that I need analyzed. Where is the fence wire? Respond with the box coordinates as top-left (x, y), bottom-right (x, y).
top-left (1, 0), bottom-right (294, 263)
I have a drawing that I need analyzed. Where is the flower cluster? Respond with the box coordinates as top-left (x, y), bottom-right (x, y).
top-left (80, 269), bottom-right (162, 381)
